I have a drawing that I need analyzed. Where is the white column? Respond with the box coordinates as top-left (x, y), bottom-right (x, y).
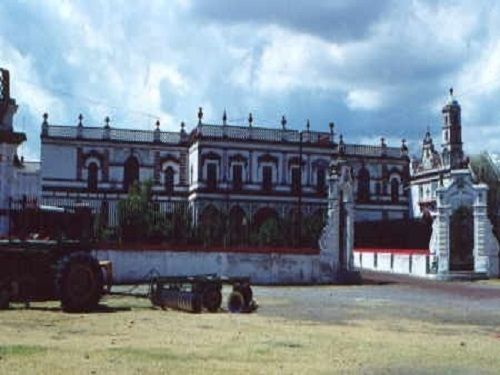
top-left (437, 207), bottom-right (451, 274)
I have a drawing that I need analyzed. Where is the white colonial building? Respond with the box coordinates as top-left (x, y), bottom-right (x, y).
top-left (39, 105), bottom-right (411, 232)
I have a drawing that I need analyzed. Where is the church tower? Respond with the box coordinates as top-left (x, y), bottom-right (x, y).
top-left (441, 88), bottom-right (464, 169)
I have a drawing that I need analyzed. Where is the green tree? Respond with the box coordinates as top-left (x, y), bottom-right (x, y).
top-left (258, 217), bottom-right (282, 246)
top-left (118, 180), bottom-right (172, 243)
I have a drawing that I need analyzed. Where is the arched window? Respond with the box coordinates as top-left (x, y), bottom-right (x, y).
top-left (357, 167), bottom-right (370, 203)
top-left (316, 168), bottom-right (326, 193)
top-left (262, 166), bottom-right (273, 193)
top-left (87, 162), bottom-right (98, 192)
top-left (291, 167), bottom-right (301, 194)
top-left (207, 163), bottom-right (217, 191)
top-left (391, 178), bottom-right (399, 203)
top-left (164, 167), bottom-right (174, 195)
top-left (123, 156), bottom-right (139, 191)
top-left (232, 164), bottom-right (243, 191)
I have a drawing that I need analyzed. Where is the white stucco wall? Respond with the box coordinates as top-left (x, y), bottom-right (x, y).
top-left (94, 249), bottom-right (339, 285)
top-left (41, 144), bottom-right (76, 180)
top-left (354, 250), bottom-right (430, 277)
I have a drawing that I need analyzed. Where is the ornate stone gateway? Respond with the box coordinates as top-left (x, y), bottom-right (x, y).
top-left (449, 206), bottom-right (474, 271)
top-left (319, 157), bottom-right (356, 282)
top-left (429, 170), bottom-right (499, 277)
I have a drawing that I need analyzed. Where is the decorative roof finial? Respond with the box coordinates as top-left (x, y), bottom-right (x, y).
top-left (449, 87), bottom-right (453, 97)
top-left (78, 113), bottom-right (83, 127)
top-left (104, 116), bottom-right (110, 128)
top-left (198, 107), bottom-right (203, 125)
top-left (306, 119), bottom-right (310, 131)
top-left (153, 120), bottom-right (161, 143)
top-left (248, 112), bottom-right (253, 127)
top-left (329, 122), bottom-right (334, 135)
top-left (401, 138), bottom-right (408, 155)
top-left (222, 109), bottom-right (227, 125)
top-left (181, 121), bottom-right (185, 132)
top-left (381, 137), bottom-right (386, 147)
top-left (281, 115), bottom-right (287, 129)
top-left (42, 112), bottom-right (48, 125)
top-left (338, 134), bottom-right (345, 156)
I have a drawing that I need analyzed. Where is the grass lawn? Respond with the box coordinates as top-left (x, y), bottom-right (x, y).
top-left (0, 288), bottom-right (499, 374)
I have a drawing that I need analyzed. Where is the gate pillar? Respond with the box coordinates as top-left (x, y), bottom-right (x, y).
top-left (319, 156), bottom-right (356, 282)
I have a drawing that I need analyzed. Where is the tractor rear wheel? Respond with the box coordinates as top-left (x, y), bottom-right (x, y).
top-left (202, 285), bottom-right (222, 312)
top-left (55, 252), bottom-right (103, 313)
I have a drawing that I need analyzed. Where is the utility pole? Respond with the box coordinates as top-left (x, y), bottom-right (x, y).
top-left (298, 131), bottom-right (303, 246)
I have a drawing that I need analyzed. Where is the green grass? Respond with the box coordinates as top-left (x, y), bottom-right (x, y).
top-left (0, 344), bottom-right (46, 356)
top-left (0, 292), bottom-right (498, 374)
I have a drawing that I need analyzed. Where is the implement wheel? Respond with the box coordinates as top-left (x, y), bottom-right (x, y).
top-left (227, 291), bottom-right (244, 313)
top-left (234, 283), bottom-right (253, 307)
top-left (55, 252), bottom-right (103, 313)
top-left (202, 285), bottom-right (222, 312)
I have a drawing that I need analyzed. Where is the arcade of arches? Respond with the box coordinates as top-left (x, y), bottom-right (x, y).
top-left (197, 204), bottom-right (326, 247)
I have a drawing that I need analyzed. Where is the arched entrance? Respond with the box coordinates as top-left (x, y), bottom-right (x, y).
top-left (123, 156), bottom-right (140, 192)
top-left (430, 170), bottom-right (499, 277)
top-left (449, 206), bottom-right (474, 271)
top-left (199, 204), bottom-right (224, 246)
top-left (229, 206), bottom-right (247, 245)
top-left (252, 207), bottom-right (280, 246)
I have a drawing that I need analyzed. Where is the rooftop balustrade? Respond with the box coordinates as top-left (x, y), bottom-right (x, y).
top-left (43, 122), bottom-right (403, 158)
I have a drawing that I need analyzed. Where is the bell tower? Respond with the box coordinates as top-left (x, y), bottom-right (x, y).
top-left (441, 88), bottom-right (464, 169)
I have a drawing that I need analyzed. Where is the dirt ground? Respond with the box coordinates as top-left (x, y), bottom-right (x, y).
top-left (0, 276), bottom-right (499, 374)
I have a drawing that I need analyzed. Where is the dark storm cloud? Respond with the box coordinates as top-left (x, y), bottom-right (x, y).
top-left (1, 0), bottom-right (500, 159)
top-left (191, 0), bottom-right (392, 42)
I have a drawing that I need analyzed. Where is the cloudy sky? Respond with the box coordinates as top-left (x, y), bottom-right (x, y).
top-left (2, 0), bottom-right (500, 160)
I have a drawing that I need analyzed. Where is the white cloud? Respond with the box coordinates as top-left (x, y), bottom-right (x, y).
top-left (254, 27), bottom-right (344, 92)
top-left (345, 89), bottom-right (383, 111)
top-left (2, 0), bottom-right (500, 158)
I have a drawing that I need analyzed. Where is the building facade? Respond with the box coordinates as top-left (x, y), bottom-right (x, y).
top-left (40, 109), bottom-right (410, 231)
top-left (410, 89), bottom-right (469, 218)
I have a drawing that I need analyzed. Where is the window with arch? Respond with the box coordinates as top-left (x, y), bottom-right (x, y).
top-left (316, 168), bottom-right (326, 193)
top-left (391, 178), bottom-right (400, 203)
top-left (357, 167), bottom-right (370, 203)
top-left (164, 167), bottom-right (175, 195)
top-left (207, 162), bottom-right (217, 191)
top-left (291, 167), bottom-right (301, 194)
top-left (87, 162), bottom-right (98, 192)
top-left (123, 156), bottom-right (140, 191)
top-left (375, 182), bottom-right (381, 196)
top-left (232, 164), bottom-right (243, 191)
top-left (262, 166), bottom-right (273, 193)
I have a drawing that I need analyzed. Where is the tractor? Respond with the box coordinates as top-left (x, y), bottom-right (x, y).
top-left (0, 202), bottom-right (110, 312)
